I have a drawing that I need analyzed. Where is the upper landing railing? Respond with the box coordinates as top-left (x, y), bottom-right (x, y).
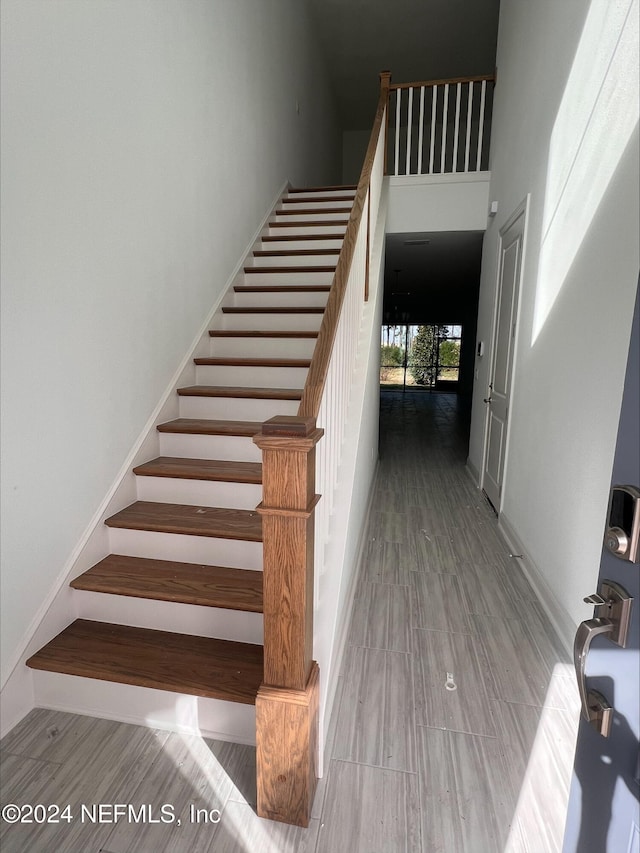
top-left (387, 74), bottom-right (495, 176)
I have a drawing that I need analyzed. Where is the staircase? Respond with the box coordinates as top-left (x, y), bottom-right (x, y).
top-left (25, 185), bottom-right (356, 807)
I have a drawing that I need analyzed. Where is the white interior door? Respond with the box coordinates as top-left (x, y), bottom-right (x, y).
top-left (482, 203), bottom-right (526, 510)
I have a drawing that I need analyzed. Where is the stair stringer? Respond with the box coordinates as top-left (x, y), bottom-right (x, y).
top-left (0, 181), bottom-right (290, 740)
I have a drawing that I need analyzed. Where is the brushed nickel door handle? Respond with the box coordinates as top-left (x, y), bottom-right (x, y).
top-left (573, 617), bottom-right (614, 736)
top-left (573, 580), bottom-right (633, 737)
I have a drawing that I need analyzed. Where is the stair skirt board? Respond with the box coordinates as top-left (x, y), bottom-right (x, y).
top-left (73, 593), bottom-right (263, 645)
top-left (107, 528), bottom-right (263, 570)
top-left (158, 433), bottom-right (262, 463)
top-left (31, 671), bottom-right (258, 745)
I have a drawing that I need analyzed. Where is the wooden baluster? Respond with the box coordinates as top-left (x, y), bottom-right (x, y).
top-left (254, 415), bottom-right (323, 827)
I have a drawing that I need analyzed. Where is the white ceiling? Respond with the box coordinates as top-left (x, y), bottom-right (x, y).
top-left (307, 0), bottom-right (501, 130)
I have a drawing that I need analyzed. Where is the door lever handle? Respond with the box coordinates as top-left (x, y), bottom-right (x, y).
top-left (573, 617), bottom-right (614, 735)
top-left (572, 580), bottom-right (633, 737)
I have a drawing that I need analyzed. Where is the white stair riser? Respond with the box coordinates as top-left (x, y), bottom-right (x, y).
top-left (268, 223), bottom-right (347, 236)
top-left (242, 271), bottom-right (334, 286)
top-left (286, 189), bottom-right (355, 200)
top-left (178, 395), bottom-right (299, 421)
top-left (75, 592), bottom-right (263, 645)
top-left (195, 364), bottom-right (308, 388)
top-left (274, 210), bottom-right (348, 223)
top-left (32, 672), bottom-right (257, 744)
top-left (159, 432), bottom-right (262, 463)
top-left (248, 253), bottom-right (338, 268)
top-left (209, 336), bottom-right (317, 359)
top-left (108, 528), bottom-right (263, 570)
top-left (213, 312), bottom-right (323, 331)
top-left (233, 290), bottom-right (328, 309)
top-left (279, 200), bottom-right (352, 212)
top-left (136, 475), bottom-right (262, 510)
top-left (261, 238), bottom-right (343, 251)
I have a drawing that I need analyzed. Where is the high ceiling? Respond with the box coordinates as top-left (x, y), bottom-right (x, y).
top-left (307, 0), bottom-right (501, 130)
top-left (305, 0), bottom-right (500, 325)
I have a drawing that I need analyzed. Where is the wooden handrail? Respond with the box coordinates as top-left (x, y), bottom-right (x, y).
top-left (390, 73), bottom-right (495, 91)
top-left (297, 70), bottom-right (391, 418)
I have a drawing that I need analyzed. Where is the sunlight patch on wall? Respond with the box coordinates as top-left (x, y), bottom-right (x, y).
top-left (532, 0), bottom-right (639, 344)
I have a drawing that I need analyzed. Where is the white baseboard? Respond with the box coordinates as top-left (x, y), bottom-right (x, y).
top-left (465, 456), bottom-right (481, 487)
top-left (498, 513), bottom-right (576, 655)
top-left (32, 672), bottom-right (256, 745)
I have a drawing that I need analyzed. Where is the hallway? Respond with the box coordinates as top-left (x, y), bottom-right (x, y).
top-left (0, 392), bottom-right (580, 852)
top-left (317, 390), bottom-right (580, 851)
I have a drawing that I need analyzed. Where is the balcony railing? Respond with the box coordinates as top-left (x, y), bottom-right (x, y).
top-left (387, 74), bottom-right (495, 176)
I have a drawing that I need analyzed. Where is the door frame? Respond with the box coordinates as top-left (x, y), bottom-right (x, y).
top-left (480, 195), bottom-right (530, 511)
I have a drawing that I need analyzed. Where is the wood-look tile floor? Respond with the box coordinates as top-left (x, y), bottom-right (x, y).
top-left (0, 391), bottom-right (580, 852)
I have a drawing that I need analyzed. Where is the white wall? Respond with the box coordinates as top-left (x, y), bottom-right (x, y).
top-left (0, 0), bottom-right (340, 683)
top-left (468, 0), bottom-right (639, 639)
top-left (342, 129), bottom-right (372, 184)
top-left (386, 173), bottom-right (490, 233)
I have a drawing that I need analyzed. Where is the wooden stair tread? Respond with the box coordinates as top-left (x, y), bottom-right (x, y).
top-left (275, 208), bottom-right (352, 216)
top-left (261, 234), bottom-right (346, 242)
top-left (243, 266), bottom-right (336, 274)
top-left (26, 619), bottom-right (263, 704)
top-left (105, 501), bottom-right (262, 541)
top-left (157, 418), bottom-right (262, 436)
top-left (71, 555), bottom-right (263, 612)
top-left (288, 184), bottom-right (357, 192)
top-left (222, 306), bottom-right (324, 314)
top-left (132, 457), bottom-right (262, 483)
top-left (268, 220), bottom-right (349, 228)
top-left (177, 385), bottom-right (302, 400)
top-left (253, 249), bottom-right (341, 257)
top-left (233, 285), bottom-right (330, 293)
top-left (195, 357), bottom-right (311, 367)
top-left (281, 196), bottom-right (354, 205)
top-left (209, 330), bottom-right (318, 338)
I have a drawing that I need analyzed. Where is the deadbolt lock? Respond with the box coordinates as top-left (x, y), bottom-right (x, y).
top-left (604, 485), bottom-right (640, 562)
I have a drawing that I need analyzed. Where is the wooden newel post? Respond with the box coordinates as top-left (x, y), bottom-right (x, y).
top-left (253, 415), bottom-right (324, 826)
